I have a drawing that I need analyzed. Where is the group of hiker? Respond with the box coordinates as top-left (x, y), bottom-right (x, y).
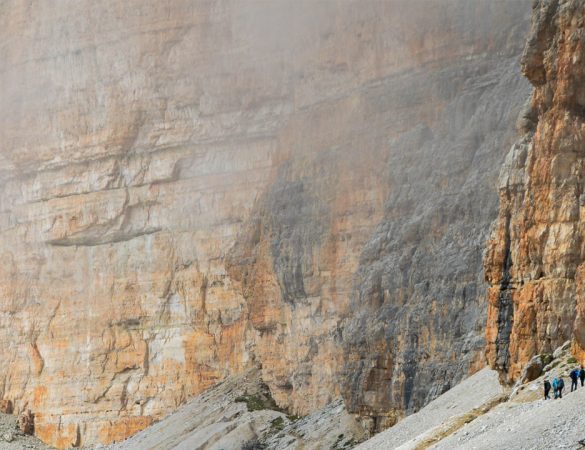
top-left (543, 366), bottom-right (585, 399)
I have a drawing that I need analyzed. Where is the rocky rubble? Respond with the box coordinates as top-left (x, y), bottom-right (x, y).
top-left (0, 412), bottom-right (53, 450)
top-left (262, 400), bottom-right (365, 450)
top-left (355, 368), bottom-right (505, 450)
top-left (358, 342), bottom-right (585, 450)
top-left (434, 343), bottom-right (585, 450)
top-left (106, 368), bottom-right (363, 450)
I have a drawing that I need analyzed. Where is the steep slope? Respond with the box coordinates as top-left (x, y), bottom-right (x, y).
top-left (0, 0), bottom-right (530, 448)
top-left (355, 368), bottom-right (505, 450)
top-left (485, 0), bottom-right (585, 383)
top-left (108, 369), bottom-right (363, 450)
top-left (357, 343), bottom-right (585, 450)
top-left (433, 386), bottom-right (585, 450)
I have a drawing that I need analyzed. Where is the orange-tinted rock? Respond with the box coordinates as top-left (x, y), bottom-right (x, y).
top-left (0, 0), bottom-right (531, 447)
top-left (485, 0), bottom-right (585, 383)
top-left (0, 400), bottom-right (13, 414)
top-left (36, 421), bottom-right (79, 449)
top-left (99, 416), bottom-right (154, 446)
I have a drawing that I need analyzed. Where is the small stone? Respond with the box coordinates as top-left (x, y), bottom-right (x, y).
top-left (2, 432), bottom-right (14, 442)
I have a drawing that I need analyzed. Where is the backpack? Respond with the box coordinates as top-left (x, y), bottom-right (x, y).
top-left (558, 378), bottom-right (565, 388)
top-left (580, 369), bottom-right (585, 378)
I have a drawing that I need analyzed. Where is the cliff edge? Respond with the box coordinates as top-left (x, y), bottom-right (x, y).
top-left (485, 0), bottom-right (585, 382)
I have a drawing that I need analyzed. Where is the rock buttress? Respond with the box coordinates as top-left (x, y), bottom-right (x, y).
top-left (486, 0), bottom-right (585, 383)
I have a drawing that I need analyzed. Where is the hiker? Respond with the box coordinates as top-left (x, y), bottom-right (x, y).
top-left (553, 378), bottom-right (559, 399)
top-left (570, 368), bottom-right (579, 392)
top-left (580, 366), bottom-right (585, 387)
top-left (544, 379), bottom-right (551, 399)
top-left (558, 377), bottom-right (565, 398)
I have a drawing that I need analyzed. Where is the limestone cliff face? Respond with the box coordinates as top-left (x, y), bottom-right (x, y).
top-left (0, 1), bottom-right (530, 447)
top-left (485, 0), bottom-right (585, 383)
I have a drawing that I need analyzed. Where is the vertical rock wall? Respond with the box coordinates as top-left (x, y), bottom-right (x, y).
top-left (485, 0), bottom-right (585, 382)
top-left (0, 0), bottom-right (530, 447)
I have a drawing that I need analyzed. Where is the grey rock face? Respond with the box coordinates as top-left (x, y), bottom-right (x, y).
top-left (266, 163), bottom-right (330, 307)
top-left (341, 56), bottom-right (532, 430)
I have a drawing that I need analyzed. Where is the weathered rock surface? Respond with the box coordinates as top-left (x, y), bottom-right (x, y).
top-left (18, 410), bottom-right (34, 436)
top-left (0, 0), bottom-right (531, 447)
top-left (485, 0), bottom-right (585, 383)
top-left (519, 355), bottom-right (544, 383)
top-left (0, 402), bottom-right (12, 416)
top-left (338, 11), bottom-right (532, 433)
top-left (228, 1), bottom-right (533, 435)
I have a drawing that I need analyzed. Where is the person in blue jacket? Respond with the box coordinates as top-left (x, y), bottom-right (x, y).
top-left (552, 378), bottom-right (559, 399)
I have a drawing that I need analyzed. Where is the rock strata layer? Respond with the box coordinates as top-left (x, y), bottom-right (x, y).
top-left (485, 0), bottom-right (585, 382)
top-left (0, 0), bottom-right (530, 447)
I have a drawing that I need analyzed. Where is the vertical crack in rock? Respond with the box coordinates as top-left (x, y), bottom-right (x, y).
top-left (494, 212), bottom-right (514, 375)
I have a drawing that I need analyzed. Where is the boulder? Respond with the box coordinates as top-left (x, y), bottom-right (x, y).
top-left (18, 410), bottom-right (34, 435)
top-left (0, 400), bottom-right (13, 414)
top-left (553, 341), bottom-right (571, 359)
top-left (520, 355), bottom-right (544, 383)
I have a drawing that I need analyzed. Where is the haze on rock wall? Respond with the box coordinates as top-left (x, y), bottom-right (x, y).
top-left (0, 0), bottom-right (531, 447)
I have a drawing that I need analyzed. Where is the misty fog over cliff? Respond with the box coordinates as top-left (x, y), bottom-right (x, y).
top-left (0, 1), bottom-right (534, 448)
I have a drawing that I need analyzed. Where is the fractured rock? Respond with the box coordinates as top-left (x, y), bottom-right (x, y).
top-left (553, 341), bottom-right (572, 360)
top-left (520, 355), bottom-right (544, 383)
top-left (0, 400), bottom-right (13, 414)
top-left (18, 410), bottom-right (34, 436)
